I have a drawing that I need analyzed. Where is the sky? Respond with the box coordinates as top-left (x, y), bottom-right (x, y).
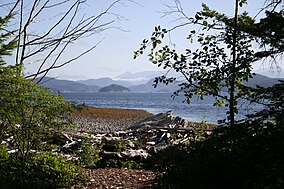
top-left (3, 0), bottom-right (284, 80)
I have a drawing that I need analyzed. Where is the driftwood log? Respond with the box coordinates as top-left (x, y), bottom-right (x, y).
top-left (3, 112), bottom-right (212, 161)
top-left (54, 112), bottom-right (209, 159)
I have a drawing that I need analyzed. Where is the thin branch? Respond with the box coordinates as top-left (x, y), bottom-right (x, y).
top-left (1, 0), bottom-right (20, 15)
top-left (44, 0), bottom-right (73, 9)
top-left (3, 0), bottom-right (126, 80)
top-left (255, 0), bottom-right (283, 18)
top-left (33, 0), bottom-right (81, 79)
top-left (24, 0), bottom-right (79, 47)
top-left (25, 40), bottom-right (102, 80)
top-left (19, 0), bottom-right (40, 66)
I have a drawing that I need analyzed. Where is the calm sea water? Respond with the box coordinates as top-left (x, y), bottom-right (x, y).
top-left (62, 92), bottom-right (261, 124)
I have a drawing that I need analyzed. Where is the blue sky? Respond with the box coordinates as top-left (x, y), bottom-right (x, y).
top-left (12, 0), bottom-right (283, 80)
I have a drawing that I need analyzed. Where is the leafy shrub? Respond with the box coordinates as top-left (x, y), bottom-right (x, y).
top-left (90, 141), bottom-right (146, 169)
top-left (77, 139), bottom-right (102, 166)
top-left (0, 12), bottom-right (85, 189)
top-left (155, 122), bottom-right (284, 189)
top-left (0, 152), bottom-right (88, 189)
top-left (0, 65), bottom-right (75, 161)
top-left (97, 158), bottom-right (144, 169)
top-left (120, 159), bottom-right (144, 169)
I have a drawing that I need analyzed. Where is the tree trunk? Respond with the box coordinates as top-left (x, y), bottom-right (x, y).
top-left (229, 0), bottom-right (239, 127)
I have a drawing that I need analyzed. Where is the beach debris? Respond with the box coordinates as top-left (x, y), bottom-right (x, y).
top-left (2, 111), bottom-right (208, 162)
top-left (55, 111), bottom-right (202, 160)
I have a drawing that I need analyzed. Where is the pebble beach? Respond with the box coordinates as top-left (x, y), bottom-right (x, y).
top-left (69, 107), bottom-right (153, 132)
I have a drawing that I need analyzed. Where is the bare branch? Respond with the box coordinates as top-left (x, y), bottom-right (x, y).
top-left (25, 40), bottom-right (102, 82)
top-left (44, 0), bottom-right (73, 9)
top-left (158, 0), bottom-right (224, 33)
top-left (32, 0), bottom-right (81, 78)
top-left (2, 0), bottom-right (127, 79)
top-left (19, 0), bottom-right (41, 66)
top-left (0, 0), bottom-right (20, 15)
top-left (15, 0), bottom-right (24, 66)
top-left (255, 0), bottom-right (283, 18)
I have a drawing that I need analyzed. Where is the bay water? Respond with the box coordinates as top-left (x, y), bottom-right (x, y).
top-left (62, 92), bottom-right (261, 124)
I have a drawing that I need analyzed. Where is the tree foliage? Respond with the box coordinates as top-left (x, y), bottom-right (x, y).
top-left (134, 0), bottom-right (284, 125)
top-left (135, 1), bottom-right (284, 188)
top-left (0, 14), bottom-right (87, 188)
top-left (135, 1), bottom-right (256, 124)
top-left (0, 13), bottom-right (17, 65)
top-left (247, 81), bottom-right (284, 124)
top-left (0, 65), bottom-right (75, 160)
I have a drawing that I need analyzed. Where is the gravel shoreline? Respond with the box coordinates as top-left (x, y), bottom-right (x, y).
top-left (69, 107), bottom-right (153, 132)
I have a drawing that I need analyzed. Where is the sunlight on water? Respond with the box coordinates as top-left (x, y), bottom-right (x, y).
top-left (63, 92), bottom-right (263, 124)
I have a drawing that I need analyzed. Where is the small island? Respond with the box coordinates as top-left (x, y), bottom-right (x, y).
top-left (99, 84), bottom-right (130, 92)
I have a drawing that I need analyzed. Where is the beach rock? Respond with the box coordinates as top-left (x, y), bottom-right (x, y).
top-left (22, 111), bottom-right (208, 161)
top-left (57, 111), bottom-right (201, 159)
top-left (128, 111), bottom-right (191, 130)
top-left (102, 149), bottom-right (149, 159)
top-left (2, 109), bottom-right (209, 163)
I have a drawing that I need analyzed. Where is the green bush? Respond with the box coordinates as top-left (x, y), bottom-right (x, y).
top-left (0, 152), bottom-right (88, 189)
top-left (77, 139), bottom-right (102, 166)
top-left (97, 158), bottom-right (144, 169)
top-left (156, 123), bottom-right (284, 189)
top-left (119, 159), bottom-right (144, 169)
top-left (0, 65), bottom-right (76, 161)
top-left (0, 12), bottom-right (87, 189)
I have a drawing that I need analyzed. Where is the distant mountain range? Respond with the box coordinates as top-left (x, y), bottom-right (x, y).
top-left (38, 72), bottom-right (283, 93)
top-left (36, 77), bottom-right (99, 93)
top-left (244, 74), bottom-right (282, 88)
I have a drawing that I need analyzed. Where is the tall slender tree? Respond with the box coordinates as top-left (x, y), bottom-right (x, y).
top-left (134, 0), bottom-right (254, 125)
top-left (229, 0), bottom-right (239, 126)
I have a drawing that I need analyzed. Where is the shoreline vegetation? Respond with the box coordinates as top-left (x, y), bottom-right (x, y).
top-left (1, 104), bottom-right (216, 188)
top-left (64, 106), bottom-right (215, 188)
top-left (65, 105), bottom-right (284, 189)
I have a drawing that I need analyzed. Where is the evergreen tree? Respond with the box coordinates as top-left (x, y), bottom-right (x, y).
top-left (0, 13), bottom-right (17, 66)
